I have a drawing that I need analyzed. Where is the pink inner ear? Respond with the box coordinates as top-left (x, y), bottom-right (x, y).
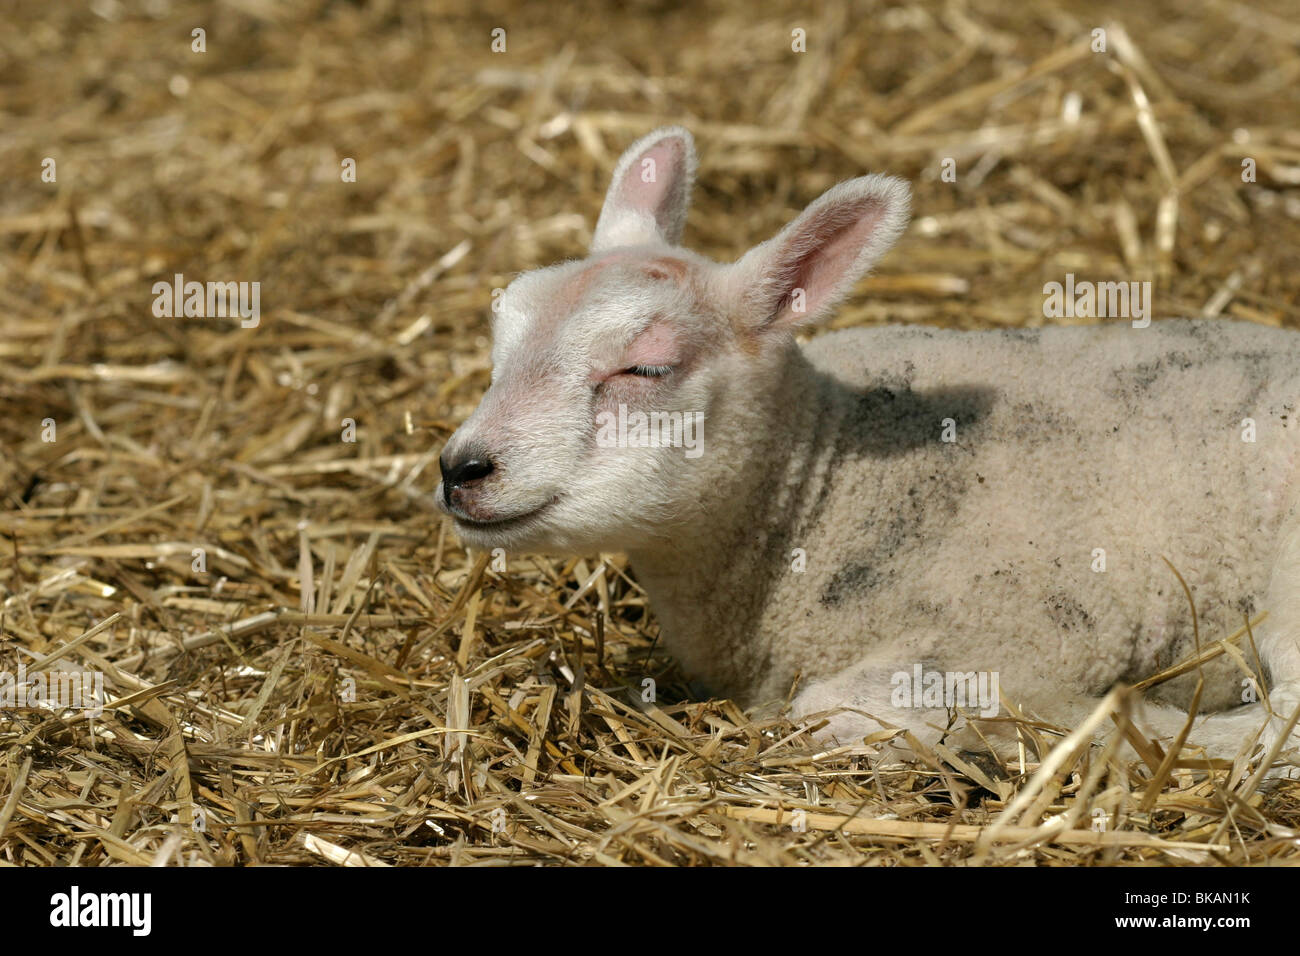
top-left (621, 320), bottom-right (683, 368)
top-left (617, 140), bottom-right (686, 236)
top-left (776, 197), bottom-right (885, 319)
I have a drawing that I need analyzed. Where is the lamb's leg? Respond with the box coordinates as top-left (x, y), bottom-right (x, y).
top-left (1125, 500), bottom-right (1300, 775)
top-left (1011, 694), bottom-right (1269, 766)
top-left (1251, 499), bottom-right (1300, 774)
top-left (790, 659), bottom-right (996, 752)
top-left (1126, 696), bottom-right (1271, 764)
top-left (791, 668), bottom-right (1132, 760)
top-left (794, 664), bottom-right (1278, 767)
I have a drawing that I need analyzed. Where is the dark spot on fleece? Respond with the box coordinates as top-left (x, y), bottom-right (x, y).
top-left (1174, 320), bottom-right (1214, 344)
top-left (1227, 350), bottom-right (1273, 367)
top-left (911, 599), bottom-right (945, 620)
top-left (1236, 594), bottom-right (1257, 617)
top-left (1108, 353), bottom-right (1195, 397)
top-left (842, 384), bottom-right (996, 458)
top-left (1227, 351), bottom-right (1276, 424)
top-left (821, 562), bottom-right (884, 607)
top-left (821, 469), bottom-right (970, 608)
top-left (876, 360), bottom-right (917, 393)
top-left (999, 327), bottom-right (1042, 344)
top-left (1010, 400), bottom-right (1077, 445)
top-left (1106, 346), bottom-right (1277, 422)
top-left (1044, 589), bottom-right (1094, 632)
top-left (1117, 601), bottom-right (1195, 690)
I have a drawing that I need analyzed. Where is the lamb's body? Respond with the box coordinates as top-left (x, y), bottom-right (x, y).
top-left (439, 126), bottom-right (1300, 764)
top-left (628, 318), bottom-right (1300, 745)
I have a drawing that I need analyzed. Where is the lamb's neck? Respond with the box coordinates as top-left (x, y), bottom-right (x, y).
top-left (624, 348), bottom-right (843, 699)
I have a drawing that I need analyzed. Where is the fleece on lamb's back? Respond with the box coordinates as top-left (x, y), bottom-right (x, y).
top-left (436, 125), bottom-right (1300, 765)
top-left (775, 319), bottom-right (1300, 740)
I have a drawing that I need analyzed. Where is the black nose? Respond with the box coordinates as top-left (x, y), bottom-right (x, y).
top-left (440, 455), bottom-right (495, 502)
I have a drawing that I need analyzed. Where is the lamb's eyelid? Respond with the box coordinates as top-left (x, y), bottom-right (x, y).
top-left (620, 317), bottom-right (682, 369)
top-left (625, 317), bottom-right (663, 347)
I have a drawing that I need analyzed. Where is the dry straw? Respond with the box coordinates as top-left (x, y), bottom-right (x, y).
top-left (2, 0), bottom-right (1299, 865)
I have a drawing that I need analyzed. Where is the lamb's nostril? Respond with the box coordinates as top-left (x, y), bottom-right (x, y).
top-left (441, 456), bottom-right (495, 494)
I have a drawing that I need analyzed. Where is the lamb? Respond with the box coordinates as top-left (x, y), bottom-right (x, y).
top-left (436, 125), bottom-right (1300, 767)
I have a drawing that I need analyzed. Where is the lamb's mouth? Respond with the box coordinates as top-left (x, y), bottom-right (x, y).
top-left (453, 498), bottom-right (556, 532)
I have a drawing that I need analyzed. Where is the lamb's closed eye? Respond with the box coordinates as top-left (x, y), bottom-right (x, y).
top-left (621, 364), bottom-right (674, 378)
top-left (593, 363), bottom-right (677, 393)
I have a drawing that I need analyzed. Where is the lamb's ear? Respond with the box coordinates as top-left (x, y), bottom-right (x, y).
top-left (591, 126), bottom-right (697, 253)
top-left (729, 174), bottom-right (910, 330)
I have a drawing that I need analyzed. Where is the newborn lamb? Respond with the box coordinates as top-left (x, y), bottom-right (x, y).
top-left (436, 126), bottom-right (1300, 766)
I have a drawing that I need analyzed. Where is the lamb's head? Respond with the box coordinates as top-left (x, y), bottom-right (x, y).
top-left (436, 126), bottom-right (911, 554)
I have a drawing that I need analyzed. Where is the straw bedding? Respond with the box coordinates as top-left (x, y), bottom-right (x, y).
top-left (2, 0), bottom-right (1299, 865)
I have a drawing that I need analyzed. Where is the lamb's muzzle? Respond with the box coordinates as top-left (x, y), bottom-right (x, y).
top-left (439, 453), bottom-right (494, 507)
